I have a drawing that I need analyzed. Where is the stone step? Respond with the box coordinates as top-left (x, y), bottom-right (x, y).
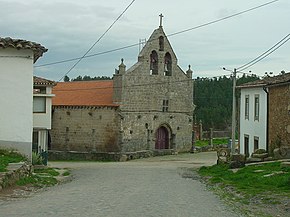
top-left (281, 162), bottom-right (290, 168)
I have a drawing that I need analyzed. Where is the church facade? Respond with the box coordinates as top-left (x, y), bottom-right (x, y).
top-left (113, 24), bottom-right (194, 152)
top-left (51, 22), bottom-right (194, 154)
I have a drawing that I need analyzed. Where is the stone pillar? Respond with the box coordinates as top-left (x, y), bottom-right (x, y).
top-left (186, 65), bottom-right (193, 78)
top-left (199, 120), bottom-right (203, 140)
top-left (210, 128), bottom-right (213, 147)
top-left (118, 58), bottom-right (126, 75)
top-left (113, 59), bottom-right (126, 104)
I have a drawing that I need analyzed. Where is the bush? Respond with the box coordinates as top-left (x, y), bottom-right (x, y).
top-left (32, 152), bottom-right (43, 165)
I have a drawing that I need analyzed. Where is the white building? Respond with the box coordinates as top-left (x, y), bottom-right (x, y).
top-left (33, 77), bottom-right (55, 154)
top-left (238, 80), bottom-right (268, 157)
top-left (0, 37), bottom-right (47, 160)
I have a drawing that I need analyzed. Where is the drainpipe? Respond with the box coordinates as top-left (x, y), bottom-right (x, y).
top-left (263, 86), bottom-right (269, 153)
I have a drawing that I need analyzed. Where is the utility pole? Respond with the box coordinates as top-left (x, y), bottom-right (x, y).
top-left (231, 68), bottom-right (237, 154)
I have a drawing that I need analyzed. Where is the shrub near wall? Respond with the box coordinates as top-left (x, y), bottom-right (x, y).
top-left (0, 162), bottom-right (32, 189)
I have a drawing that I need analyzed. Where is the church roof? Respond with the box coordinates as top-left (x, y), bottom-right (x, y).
top-left (0, 37), bottom-right (47, 63)
top-left (138, 26), bottom-right (177, 61)
top-left (52, 80), bottom-right (117, 107)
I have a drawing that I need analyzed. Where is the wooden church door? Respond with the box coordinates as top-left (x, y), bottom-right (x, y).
top-left (155, 126), bottom-right (169, 149)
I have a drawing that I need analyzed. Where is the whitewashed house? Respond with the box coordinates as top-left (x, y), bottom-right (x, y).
top-left (238, 80), bottom-right (268, 157)
top-left (0, 37), bottom-right (47, 161)
top-left (33, 77), bottom-right (55, 154)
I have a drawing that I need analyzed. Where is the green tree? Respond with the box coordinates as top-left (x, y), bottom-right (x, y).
top-left (63, 75), bottom-right (70, 82)
top-left (71, 75), bottom-right (112, 81)
top-left (194, 74), bottom-right (259, 130)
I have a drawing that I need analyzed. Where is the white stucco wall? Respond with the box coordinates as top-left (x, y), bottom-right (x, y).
top-left (239, 87), bottom-right (267, 156)
top-left (33, 86), bottom-right (54, 129)
top-left (0, 48), bottom-right (34, 159)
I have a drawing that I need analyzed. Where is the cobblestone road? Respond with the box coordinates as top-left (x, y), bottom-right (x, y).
top-left (0, 152), bottom-right (244, 217)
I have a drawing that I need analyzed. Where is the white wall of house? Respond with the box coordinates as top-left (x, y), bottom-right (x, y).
top-left (33, 86), bottom-right (54, 130)
top-left (239, 87), bottom-right (267, 156)
top-left (0, 48), bottom-right (34, 160)
top-left (33, 86), bottom-right (54, 153)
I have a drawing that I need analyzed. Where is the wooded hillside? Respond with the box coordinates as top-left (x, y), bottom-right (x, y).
top-left (194, 74), bottom-right (260, 130)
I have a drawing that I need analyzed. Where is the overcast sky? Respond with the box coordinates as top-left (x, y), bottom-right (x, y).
top-left (1, 0), bottom-right (289, 81)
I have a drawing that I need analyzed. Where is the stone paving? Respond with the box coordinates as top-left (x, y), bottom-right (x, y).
top-left (0, 152), bottom-right (244, 217)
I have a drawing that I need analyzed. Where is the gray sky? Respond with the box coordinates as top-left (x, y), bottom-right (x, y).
top-left (1, 0), bottom-right (289, 81)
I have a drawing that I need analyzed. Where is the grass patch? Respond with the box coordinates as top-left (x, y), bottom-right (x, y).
top-left (62, 171), bottom-right (70, 176)
top-left (198, 162), bottom-right (290, 196)
top-left (195, 138), bottom-right (229, 147)
top-left (16, 168), bottom-right (60, 187)
top-left (16, 175), bottom-right (57, 187)
top-left (34, 168), bottom-right (60, 176)
top-left (0, 149), bottom-right (26, 172)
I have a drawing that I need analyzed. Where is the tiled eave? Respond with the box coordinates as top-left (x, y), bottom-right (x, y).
top-left (53, 105), bottom-right (119, 110)
top-left (34, 76), bottom-right (56, 86)
top-left (236, 83), bottom-right (265, 89)
top-left (237, 72), bottom-right (290, 89)
top-left (0, 37), bottom-right (47, 63)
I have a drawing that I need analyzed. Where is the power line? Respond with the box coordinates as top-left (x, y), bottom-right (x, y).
top-left (52, 73), bottom-right (236, 93)
top-left (168, 0), bottom-right (279, 37)
top-left (57, 0), bottom-right (136, 82)
top-left (237, 33), bottom-right (290, 71)
top-left (35, 0), bottom-right (279, 69)
top-left (34, 43), bottom-right (139, 68)
top-left (53, 77), bottom-right (193, 92)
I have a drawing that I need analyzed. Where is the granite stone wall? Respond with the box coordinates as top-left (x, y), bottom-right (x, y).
top-left (114, 27), bottom-right (194, 153)
top-left (268, 84), bottom-right (290, 150)
top-left (50, 106), bottom-right (120, 152)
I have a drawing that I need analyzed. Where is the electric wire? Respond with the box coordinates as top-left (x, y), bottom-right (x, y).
top-left (167, 0), bottom-right (279, 37)
top-left (35, 43), bottom-right (139, 68)
top-left (57, 0), bottom-right (136, 82)
top-left (34, 0), bottom-right (279, 70)
top-left (237, 33), bottom-right (290, 71)
top-left (52, 73), bottom-right (234, 92)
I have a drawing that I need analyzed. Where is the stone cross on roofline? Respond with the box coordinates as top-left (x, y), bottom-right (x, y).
top-left (159, 13), bottom-right (164, 27)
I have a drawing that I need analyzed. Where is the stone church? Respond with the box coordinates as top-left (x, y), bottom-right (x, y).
top-left (51, 19), bottom-right (194, 154)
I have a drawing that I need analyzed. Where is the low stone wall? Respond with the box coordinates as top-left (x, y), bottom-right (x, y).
top-left (0, 162), bottom-right (32, 190)
top-left (49, 149), bottom-right (176, 162)
top-left (48, 150), bottom-right (122, 162)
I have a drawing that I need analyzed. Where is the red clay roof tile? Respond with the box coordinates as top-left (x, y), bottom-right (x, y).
top-left (52, 80), bottom-right (117, 107)
top-left (34, 76), bottom-right (56, 86)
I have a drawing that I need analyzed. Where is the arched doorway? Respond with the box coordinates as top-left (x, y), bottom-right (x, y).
top-left (155, 126), bottom-right (169, 149)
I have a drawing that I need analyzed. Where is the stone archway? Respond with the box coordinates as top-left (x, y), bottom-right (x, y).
top-left (155, 126), bottom-right (170, 150)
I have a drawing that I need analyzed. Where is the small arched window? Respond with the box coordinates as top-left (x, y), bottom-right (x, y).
top-left (159, 36), bottom-right (164, 51)
top-left (164, 52), bottom-right (172, 76)
top-left (150, 50), bottom-right (158, 75)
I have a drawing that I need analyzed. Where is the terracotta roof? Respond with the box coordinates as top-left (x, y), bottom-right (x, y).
top-left (52, 80), bottom-right (118, 107)
top-left (34, 76), bottom-right (56, 86)
top-left (236, 79), bottom-right (266, 88)
top-left (266, 72), bottom-right (290, 86)
top-left (237, 72), bottom-right (290, 88)
top-left (0, 37), bottom-right (47, 63)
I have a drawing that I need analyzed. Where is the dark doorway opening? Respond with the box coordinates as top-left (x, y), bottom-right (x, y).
top-left (155, 126), bottom-right (169, 149)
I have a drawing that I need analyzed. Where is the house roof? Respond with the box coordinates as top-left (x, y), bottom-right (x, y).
top-left (0, 37), bottom-right (47, 63)
top-left (266, 72), bottom-right (290, 86)
top-left (52, 80), bottom-right (118, 107)
top-left (34, 76), bottom-right (56, 86)
top-left (237, 72), bottom-right (290, 89)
